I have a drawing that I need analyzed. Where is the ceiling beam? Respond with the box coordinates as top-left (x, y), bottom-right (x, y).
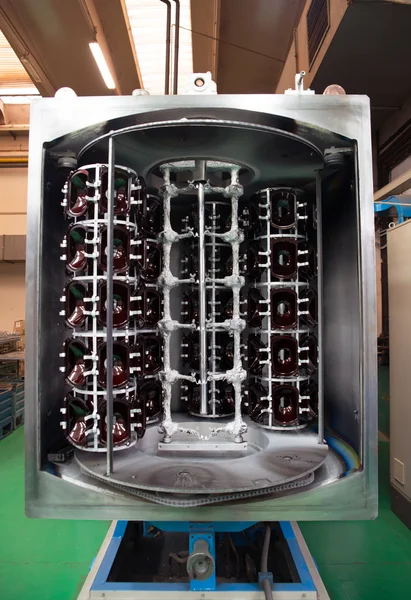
top-left (81, 0), bottom-right (143, 94)
top-left (191, 0), bottom-right (220, 81)
top-left (0, 0), bottom-right (141, 96)
top-left (215, 0), bottom-right (305, 94)
top-left (0, 2), bottom-right (56, 96)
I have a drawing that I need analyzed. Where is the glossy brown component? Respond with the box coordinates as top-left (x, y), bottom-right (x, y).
top-left (135, 288), bottom-right (161, 328)
top-left (67, 169), bottom-right (89, 218)
top-left (66, 396), bottom-right (93, 446)
top-left (135, 239), bottom-right (161, 282)
top-left (247, 335), bottom-right (266, 375)
top-left (136, 191), bottom-right (162, 235)
top-left (99, 282), bottom-right (130, 329)
top-left (271, 288), bottom-right (297, 329)
top-left (248, 381), bottom-right (269, 423)
top-left (132, 336), bottom-right (162, 377)
top-left (247, 288), bottom-right (264, 328)
top-left (100, 401), bottom-right (131, 445)
top-left (66, 226), bottom-right (88, 273)
top-left (271, 335), bottom-right (298, 376)
top-left (138, 380), bottom-right (162, 422)
top-left (67, 302), bottom-right (86, 327)
top-left (65, 282), bottom-right (87, 328)
top-left (247, 241), bottom-right (264, 280)
top-left (98, 342), bottom-right (129, 389)
top-left (272, 385), bottom-right (299, 425)
top-left (99, 226), bottom-right (130, 274)
top-left (271, 189), bottom-right (296, 229)
top-left (242, 381), bottom-right (267, 416)
top-left (271, 239), bottom-right (298, 279)
top-left (67, 359), bottom-right (86, 387)
top-left (65, 340), bottom-right (88, 388)
top-left (100, 167), bottom-right (131, 215)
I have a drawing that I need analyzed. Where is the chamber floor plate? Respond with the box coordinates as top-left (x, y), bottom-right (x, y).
top-left (76, 416), bottom-right (328, 496)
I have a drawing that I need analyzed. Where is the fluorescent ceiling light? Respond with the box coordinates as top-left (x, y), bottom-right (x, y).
top-left (125, 0), bottom-right (193, 95)
top-left (89, 42), bottom-right (116, 90)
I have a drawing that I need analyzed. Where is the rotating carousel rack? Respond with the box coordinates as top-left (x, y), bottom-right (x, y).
top-left (245, 186), bottom-right (322, 438)
top-left (58, 154), bottom-right (162, 472)
top-left (58, 122), bottom-right (327, 496)
top-left (156, 160), bottom-right (248, 443)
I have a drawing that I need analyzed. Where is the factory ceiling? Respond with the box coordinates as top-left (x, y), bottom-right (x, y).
top-left (0, 0), bottom-right (305, 98)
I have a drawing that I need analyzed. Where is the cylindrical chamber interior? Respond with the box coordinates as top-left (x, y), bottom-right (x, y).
top-left (59, 118), bottom-right (329, 465)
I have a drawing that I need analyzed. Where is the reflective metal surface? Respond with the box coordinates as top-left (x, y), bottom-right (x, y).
top-left (76, 416), bottom-right (328, 497)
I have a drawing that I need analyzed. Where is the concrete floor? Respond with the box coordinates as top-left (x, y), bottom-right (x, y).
top-left (1, 428), bottom-right (411, 599)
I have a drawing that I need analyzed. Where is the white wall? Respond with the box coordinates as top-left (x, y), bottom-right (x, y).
top-left (0, 166), bottom-right (27, 332)
top-left (0, 167), bottom-right (27, 235)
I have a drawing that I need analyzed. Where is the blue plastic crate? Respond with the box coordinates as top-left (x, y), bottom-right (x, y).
top-left (12, 383), bottom-right (24, 429)
top-left (0, 387), bottom-right (12, 410)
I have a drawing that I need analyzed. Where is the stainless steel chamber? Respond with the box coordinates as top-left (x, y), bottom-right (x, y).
top-left (25, 92), bottom-right (377, 520)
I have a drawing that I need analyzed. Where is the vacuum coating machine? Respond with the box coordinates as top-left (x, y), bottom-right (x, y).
top-left (25, 90), bottom-right (377, 521)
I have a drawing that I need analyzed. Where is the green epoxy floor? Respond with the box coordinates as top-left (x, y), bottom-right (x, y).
top-left (1, 428), bottom-right (411, 599)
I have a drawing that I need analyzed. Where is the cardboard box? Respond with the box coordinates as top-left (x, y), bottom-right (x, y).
top-left (18, 334), bottom-right (25, 351)
top-left (13, 320), bottom-right (25, 335)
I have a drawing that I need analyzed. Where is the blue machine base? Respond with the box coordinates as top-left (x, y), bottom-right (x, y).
top-left (90, 520), bottom-right (317, 595)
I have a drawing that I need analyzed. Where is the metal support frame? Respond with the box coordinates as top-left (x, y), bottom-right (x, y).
top-left (316, 172), bottom-right (324, 444)
top-left (77, 520), bottom-right (329, 599)
top-left (251, 188), bottom-right (318, 432)
top-left (59, 160), bottom-right (144, 454)
top-left (106, 137), bottom-right (115, 474)
top-left (188, 527), bottom-right (216, 591)
top-left (157, 161), bottom-right (247, 441)
top-left (197, 181), bottom-right (208, 415)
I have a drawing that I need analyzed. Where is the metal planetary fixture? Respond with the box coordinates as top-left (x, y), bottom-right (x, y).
top-left (25, 84), bottom-right (377, 521)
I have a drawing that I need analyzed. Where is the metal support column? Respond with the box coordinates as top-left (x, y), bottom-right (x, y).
top-left (197, 181), bottom-right (208, 415)
top-left (316, 171), bottom-right (324, 444)
top-left (106, 136), bottom-right (115, 474)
